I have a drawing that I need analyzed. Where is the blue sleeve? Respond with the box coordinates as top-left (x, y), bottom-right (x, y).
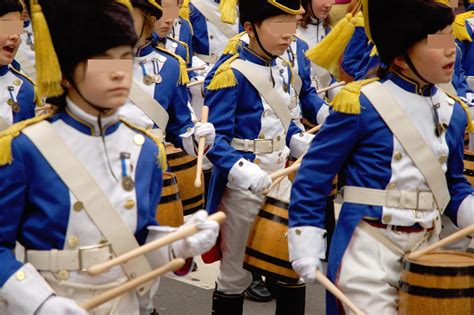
top-left (0, 140), bottom-right (28, 286)
top-left (452, 45), bottom-right (468, 98)
top-left (164, 83), bottom-right (194, 149)
top-left (444, 103), bottom-right (474, 224)
top-left (190, 4), bottom-right (209, 55)
top-left (288, 105), bottom-right (362, 229)
top-left (15, 78), bottom-right (36, 123)
top-left (341, 27), bottom-right (368, 78)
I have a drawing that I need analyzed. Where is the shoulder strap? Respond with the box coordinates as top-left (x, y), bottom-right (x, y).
top-left (0, 117), bottom-right (9, 131)
top-left (14, 52), bottom-right (35, 79)
top-left (361, 82), bottom-right (450, 211)
top-left (22, 121), bottom-right (154, 295)
top-left (191, 0), bottom-right (237, 39)
top-left (231, 59), bottom-right (291, 132)
top-left (129, 81), bottom-right (170, 131)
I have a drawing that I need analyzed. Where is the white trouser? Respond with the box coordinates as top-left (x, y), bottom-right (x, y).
top-left (216, 177), bottom-right (292, 294)
top-left (439, 214), bottom-right (471, 251)
top-left (336, 221), bottom-right (438, 315)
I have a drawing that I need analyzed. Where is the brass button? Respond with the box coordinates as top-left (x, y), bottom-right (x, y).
top-left (171, 42), bottom-right (178, 48)
top-left (16, 270), bottom-right (25, 281)
top-left (282, 61), bottom-right (289, 67)
top-left (258, 134), bottom-right (265, 139)
top-left (439, 155), bottom-right (448, 164)
top-left (238, 161), bottom-right (244, 167)
top-left (73, 201), bottom-right (84, 212)
top-left (158, 56), bottom-right (166, 63)
top-left (388, 182), bottom-right (397, 189)
top-left (447, 97), bottom-right (455, 106)
top-left (57, 270), bottom-right (69, 280)
top-left (68, 235), bottom-right (79, 248)
top-left (394, 151), bottom-right (402, 161)
top-left (276, 135), bottom-right (281, 141)
top-left (133, 134), bottom-right (145, 146)
top-left (382, 214), bottom-right (392, 223)
top-left (210, 35), bottom-right (214, 40)
top-left (7, 99), bottom-right (15, 106)
top-left (295, 229), bottom-right (301, 235)
top-left (13, 79), bottom-right (21, 86)
top-left (125, 199), bottom-right (136, 209)
top-left (254, 159), bottom-right (260, 165)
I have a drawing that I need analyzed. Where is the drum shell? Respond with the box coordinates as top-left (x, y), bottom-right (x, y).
top-left (398, 251), bottom-right (474, 315)
top-left (156, 172), bottom-right (184, 227)
top-left (464, 150), bottom-right (474, 186)
top-left (166, 145), bottom-right (205, 216)
top-left (243, 197), bottom-right (300, 284)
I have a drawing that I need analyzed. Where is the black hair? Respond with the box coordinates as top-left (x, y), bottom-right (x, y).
top-left (0, 0), bottom-right (22, 17)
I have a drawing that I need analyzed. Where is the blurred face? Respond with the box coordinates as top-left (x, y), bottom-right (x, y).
top-left (403, 26), bottom-right (456, 85)
top-left (310, 0), bottom-right (334, 20)
top-left (68, 45), bottom-right (133, 115)
top-left (154, 16), bottom-right (174, 37)
top-left (0, 12), bottom-right (22, 66)
top-left (132, 8), bottom-right (156, 48)
top-left (245, 14), bottom-right (296, 57)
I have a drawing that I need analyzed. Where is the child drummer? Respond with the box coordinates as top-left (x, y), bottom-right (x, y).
top-left (0, 1), bottom-right (219, 314)
top-left (203, 0), bottom-right (315, 313)
top-left (288, 0), bottom-right (474, 313)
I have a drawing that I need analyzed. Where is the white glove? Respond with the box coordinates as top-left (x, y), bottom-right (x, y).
top-left (291, 257), bottom-right (323, 285)
top-left (227, 158), bottom-right (272, 192)
top-left (37, 295), bottom-right (88, 315)
top-left (457, 195), bottom-right (474, 237)
top-left (194, 122), bottom-right (216, 150)
top-left (290, 132), bottom-right (315, 159)
top-left (172, 210), bottom-right (219, 258)
top-left (249, 168), bottom-right (272, 193)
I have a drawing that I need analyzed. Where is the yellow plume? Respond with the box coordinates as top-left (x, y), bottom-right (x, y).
top-left (453, 11), bottom-right (474, 42)
top-left (219, 0), bottom-right (237, 24)
top-left (223, 31), bottom-right (246, 55)
top-left (207, 53), bottom-right (239, 90)
top-left (330, 77), bottom-right (378, 114)
top-left (180, 0), bottom-right (191, 20)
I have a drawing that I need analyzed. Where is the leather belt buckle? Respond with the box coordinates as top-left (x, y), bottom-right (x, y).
top-left (78, 242), bottom-right (113, 271)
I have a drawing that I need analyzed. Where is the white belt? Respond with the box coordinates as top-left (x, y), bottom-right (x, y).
top-left (231, 137), bottom-right (285, 154)
top-left (26, 243), bottom-right (113, 272)
top-left (342, 186), bottom-right (436, 210)
top-left (195, 53), bottom-right (219, 65)
top-left (148, 128), bottom-right (164, 141)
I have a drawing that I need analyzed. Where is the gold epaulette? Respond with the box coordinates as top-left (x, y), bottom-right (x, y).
top-left (167, 36), bottom-right (191, 63)
top-left (207, 53), bottom-right (240, 90)
top-left (120, 119), bottom-right (168, 170)
top-left (180, 16), bottom-right (194, 35)
top-left (444, 92), bottom-right (474, 133)
top-left (179, 0), bottom-right (190, 20)
top-left (0, 113), bottom-right (53, 166)
top-left (453, 11), bottom-right (474, 42)
top-left (156, 46), bottom-right (190, 85)
top-left (223, 31), bottom-right (246, 55)
top-left (329, 77), bottom-right (379, 114)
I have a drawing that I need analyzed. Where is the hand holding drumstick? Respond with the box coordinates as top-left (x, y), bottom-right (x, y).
top-left (195, 106), bottom-right (209, 188)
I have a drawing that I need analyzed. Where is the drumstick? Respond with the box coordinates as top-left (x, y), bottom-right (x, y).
top-left (315, 270), bottom-right (365, 315)
top-left (81, 258), bottom-right (185, 311)
top-left (305, 124), bottom-right (322, 135)
top-left (187, 65), bottom-right (207, 72)
top-left (406, 223), bottom-right (474, 261)
top-left (269, 154), bottom-right (304, 181)
top-left (187, 80), bottom-right (204, 88)
top-left (88, 212), bottom-right (226, 275)
top-left (316, 81), bottom-right (346, 95)
top-left (195, 106), bottom-right (209, 188)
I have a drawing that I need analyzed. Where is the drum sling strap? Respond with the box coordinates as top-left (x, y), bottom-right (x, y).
top-left (15, 51), bottom-right (35, 79)
top-left (191, 0), bottom-right (237, 39)
top-left (22, 121), bottom-right (153, 295)
top-left (0, 117), bottom-right (9, 131)
top-left (129, 81), bottom-right (169, 132)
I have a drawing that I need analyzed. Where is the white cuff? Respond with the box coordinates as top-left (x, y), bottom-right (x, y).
top-left (288, 226), bottom-right (327, 261)
top-left (316, 103), bottom-right (330, 125)
top-left (145, 226), bottom-right (176, 269)
top-left (457, 194), bottom-right (474, 230)
top-left (227, 158), bottom-right (262, 191)
top-left (290, 133), bottom-right (315, 159)
top-left (179, 128), bottom-right (197, 157)
top-left (1, 263), bottom-right (55, 315)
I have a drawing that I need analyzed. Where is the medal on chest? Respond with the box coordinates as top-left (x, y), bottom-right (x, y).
top-left (7, 86), bottom-right (19, 113)
top-left (120, 152), bottom-right (135, 192)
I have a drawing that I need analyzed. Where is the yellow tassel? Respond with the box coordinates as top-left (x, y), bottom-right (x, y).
top-left (305, 12), bottom-right (362, 76)
top-left (179, 0), bottom-right (191, 20)
top-left (445, 93), bottom-right (474, 133)
top-left (207, 53), bottom-right (239, 90)
top-left (219, 0), bottom-right (237, 24)
top-left (453, 11), bottom-right (474, 42)
top-left (120, 119), bottom-right (168, 170)
top-left (156, 47), bottom-right (190, 85)
top-left (114, 0), bottom-right (133, 12)
top-left (223, 31), bottom-right (246, 55)
top-left (0, 113), bottom-right (52, 166)
top-left (29, 0), bottom-right (63, 99)
top-left (330, 77), bottom-right (378, 114)
top-left (369, 45), bottom-right (378, 57)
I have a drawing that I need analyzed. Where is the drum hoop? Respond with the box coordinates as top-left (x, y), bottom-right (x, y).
top-left (399, 281), bottom-right (474, 298)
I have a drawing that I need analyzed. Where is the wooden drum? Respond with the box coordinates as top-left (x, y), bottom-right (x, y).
top-left (166, 145), bottom-right (205, 216)
top-left (156, 172), bottom-right (184, 227)
top-left (399, 251), bottom-right (474, 315)
top-left (464, 150), bottom-right (474, 186)
top-left (243, 197), bottom-right (300, 284)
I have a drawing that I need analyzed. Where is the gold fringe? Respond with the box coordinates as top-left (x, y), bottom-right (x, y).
top-left (219, 0), bottom-right (237, 24)
top-left (179, 0), bottom-right (190, 20)
top-left (120, 119), bottom-right (168, 170)
top-left (330, 77), bottom-right (379, 114)
top-left (156, 46), bottom-right (190, 85)
top-left (223, 31), bottom-right (246, 55)
top-left (445, 93), bottom-right (474, 133)
top-left (207, 53), bottom-right (239, 90)
top-left (29, 0), bottom-right (63, 99)
top-left (305, 12), bottom-right (362, 76)
top-left (453, 11), bottom-right (474, 42)
top-left (0, 112), bottom-right (52, 166)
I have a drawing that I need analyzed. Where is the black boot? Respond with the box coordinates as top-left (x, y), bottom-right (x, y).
top-left (274, 282), bottom-right (306, 315)
top-left (212, 289), bottom-right (244, 315)
top-left (245, 272), bottom-right (273, 302)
